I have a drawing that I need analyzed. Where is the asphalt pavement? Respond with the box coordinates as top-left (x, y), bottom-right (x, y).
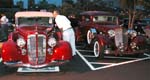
top-left (0, 47), bottom-right (149, 80)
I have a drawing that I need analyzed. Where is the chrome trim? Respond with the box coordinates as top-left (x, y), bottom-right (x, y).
top-left (27, 34), bottom-right (46, 65)
top-left (3, 60), bottom-right (69, 68)
top-left (114, 28), bottom-right (128, 49)
top-left (115, 28), bottom-right (123, 47)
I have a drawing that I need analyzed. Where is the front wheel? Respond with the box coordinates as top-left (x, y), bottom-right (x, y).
top-left (87, 28), bottom-right (97, 44)
top-left (93, 40), bottom-right (105, 59)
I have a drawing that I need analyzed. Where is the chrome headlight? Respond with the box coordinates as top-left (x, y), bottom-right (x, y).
top-left (17, 38), bottom-right (26, 47)
top-left (127, 29), bottom-right (137, 37)
top-left (48, 38), bottom-right (57, 47)
top-left (108, 30), bottom-right (115, 37)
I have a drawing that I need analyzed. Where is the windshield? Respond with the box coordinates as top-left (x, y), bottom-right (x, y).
top-left (93, 16), bottom-right (117, 23)
top-left (17, 17), bottom-right (53, 27)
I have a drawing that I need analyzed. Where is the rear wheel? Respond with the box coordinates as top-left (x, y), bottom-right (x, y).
top-left (93, 40), bottom-right (105, 59)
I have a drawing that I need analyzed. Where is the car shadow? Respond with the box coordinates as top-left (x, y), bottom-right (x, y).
top-left (0, 63), bottom-right (17, 77)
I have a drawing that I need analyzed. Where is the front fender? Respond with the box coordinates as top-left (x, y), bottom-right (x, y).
top-left (93, 35), bottom-right (111, 46)
top-left (51, 40), bottom-right (72, 61)
top-left (132, 36), bottom-right (147, 45)
top-left (1, 40), bottom-right (21, 62)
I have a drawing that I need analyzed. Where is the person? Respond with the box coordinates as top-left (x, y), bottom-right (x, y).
top-left (52, 10), bottom-right (76, 56)
top-left (0, 13), bottom-right (9, 41)
top-left (68, 14), bottom-right (79, 31)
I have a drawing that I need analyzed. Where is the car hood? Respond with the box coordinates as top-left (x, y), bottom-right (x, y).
top-left (17, 26), bottom-right (53, 36)
top-left (94, 23), bottom-right (121, 31)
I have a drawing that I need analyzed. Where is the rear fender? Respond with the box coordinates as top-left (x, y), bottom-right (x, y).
top-left (51, 41), bottom-right (72, 61)
top-left (1, 40), bottom-right (21, 62)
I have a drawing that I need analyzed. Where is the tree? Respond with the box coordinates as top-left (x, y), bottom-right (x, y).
top-left (143, 0), bottom-right (150, 17)
top-left (120, 0), bottom-right (143, 29)
top-left (61, 2), bottom-right (74, 15)
top-left (38, 0), bottom-right (49, 10)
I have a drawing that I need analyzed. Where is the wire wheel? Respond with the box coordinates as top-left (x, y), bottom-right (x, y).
top-left (87, 30), bottom-right (94, 44)
top-left (93, 41), bottom-right (104, 58)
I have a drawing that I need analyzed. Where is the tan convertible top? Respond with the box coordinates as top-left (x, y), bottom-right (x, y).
top-left (15, 11), bottom-right (53, 18)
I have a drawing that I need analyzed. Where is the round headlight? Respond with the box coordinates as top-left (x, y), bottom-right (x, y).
top-left (127, 29), bottom-right (137, 37)
top-left (48, 38), bottom-right (57, 47)
top-left (17, 38), bottom-right (26, 47)
top-left (132, 30), bottom-right (137, 37)
top-left (108, 30), bottom-right (115, 37)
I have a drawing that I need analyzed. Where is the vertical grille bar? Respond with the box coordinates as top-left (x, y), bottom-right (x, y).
top-left (37, 35), bottom-right (46, 64)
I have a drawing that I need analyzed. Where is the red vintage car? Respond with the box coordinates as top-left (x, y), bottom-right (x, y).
top-left (144, 25), bottom-right (150, 46)
top-left (1, 11), bottom-right (72, 68)
top-left (144, 25), bottom-right (150, 38)
top-left (76, 11), bottom-right (147, 58)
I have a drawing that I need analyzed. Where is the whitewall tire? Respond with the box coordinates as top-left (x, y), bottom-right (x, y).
top-left (93, 41), bottom-right (104, 58)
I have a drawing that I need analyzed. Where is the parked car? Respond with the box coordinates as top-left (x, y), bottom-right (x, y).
top-left (121, 18), bottom-right (146, 35)
top-left (144, 25), bottom-right (150, 43)
top-left (76, 11), bottom-right (147, 58)
top-left (0, 11), bottom-right (72, 68)
top-left (141, 18), bottom-right (150, 25)
top-left (144, 25), bottom-right (150, 38)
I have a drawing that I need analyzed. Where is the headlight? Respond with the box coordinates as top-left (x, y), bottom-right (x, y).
top-left (132, 31), bottom-right (137, 37)
top-left (127, 29), bottom-right (137, 37)
top-left (135, 26), bottom-right (137, 29)
top-left (17, 38), bottom-right (26, 47)
top-left (108, 30), bottom-right (115, 37)
top-left (48, 38), bottom-right (57, 47)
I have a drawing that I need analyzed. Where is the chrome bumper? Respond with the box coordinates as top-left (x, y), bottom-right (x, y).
top-left (104, 49), bottom-right (148, 55)
top-left (3, 60), bottom-right (69, 69)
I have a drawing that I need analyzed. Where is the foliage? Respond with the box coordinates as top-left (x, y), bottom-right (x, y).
top-left (143, 0), bottom-right (150, 16)
top-left (120, 0), bottom-right (144, 29)
top-left (61, 0), bottom-right (111, 16)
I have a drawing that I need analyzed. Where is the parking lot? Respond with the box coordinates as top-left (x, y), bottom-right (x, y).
top-left (77, 47), bottom-right (150, 71)
top-left (0, 44), bottom-right (150, 80)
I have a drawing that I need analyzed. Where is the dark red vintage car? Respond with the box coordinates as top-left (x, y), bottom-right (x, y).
top-left (144, 25), bottom-right (150, 46)
top-left (144, 25), bottom-right (150, 38)
top-left (76, 11), bottom-right (147, 58)
top-left (0, 11), bottom-right (72, 68)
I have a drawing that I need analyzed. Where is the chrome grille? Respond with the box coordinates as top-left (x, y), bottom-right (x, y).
top-left (27, 34), bottom-right (46, 65)
top-left (115, 28), bottom-right (128, 48)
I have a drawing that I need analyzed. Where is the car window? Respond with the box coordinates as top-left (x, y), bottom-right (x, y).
top-left (18, 17), bottom-right (53, 27)
top-left (141, 19), bottom-right (150, 25)
top-left (93, 16), bottom-right (117, 23)
top-left (82, 16), bottom-right (90, 22)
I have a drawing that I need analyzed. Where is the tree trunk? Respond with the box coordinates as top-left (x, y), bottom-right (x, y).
top-left (128, 9), bottom-right (132, 29)
top-left (131, 10), bottom-right (136, 29)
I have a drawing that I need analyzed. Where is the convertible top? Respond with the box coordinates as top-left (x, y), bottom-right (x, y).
top-left (15, 11), bottom-right (53, 18)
